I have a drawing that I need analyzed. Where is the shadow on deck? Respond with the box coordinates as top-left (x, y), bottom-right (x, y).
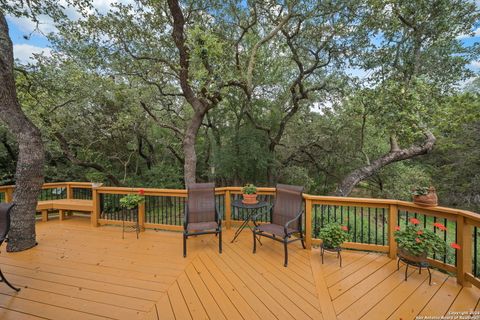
top-left (0, 217), bottom-right (477, 320)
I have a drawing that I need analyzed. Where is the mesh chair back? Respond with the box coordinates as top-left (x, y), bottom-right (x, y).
top-left (272, 184), bottom-right (304, 230)
top-left (187, 183), bottom-right (216, 223)
top-left (0, 203), bottom-right (13, 245)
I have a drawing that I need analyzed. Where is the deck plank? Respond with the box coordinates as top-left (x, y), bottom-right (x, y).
top-left (0, 217), bottom-right (475, 320)
top-left (386, 272), bottom-right (448, 320)
top-left (417, 277), bottom-right (463, 317)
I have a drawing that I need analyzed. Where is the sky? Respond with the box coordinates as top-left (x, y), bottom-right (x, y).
top-left (6, 1), bottom-right (480, 74)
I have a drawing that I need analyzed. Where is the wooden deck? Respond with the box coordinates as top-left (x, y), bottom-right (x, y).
top-left (0, 217), bottom-right (478, 320)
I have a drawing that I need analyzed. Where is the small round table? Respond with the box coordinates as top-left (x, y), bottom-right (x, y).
top-left (230, 199), bottom-right (269, 243)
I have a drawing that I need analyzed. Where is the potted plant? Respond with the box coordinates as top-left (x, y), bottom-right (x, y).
top-left (119, 190), bottom-right (145, 239)
top-left (318, 223), bottom-right (351, 249)
top-left (242, 184), bottom-right (258, 204)
top-left (119, 189), bottom-right (145, 211)
top-left (86, 171), bottom-right (105, 188)
top-left (412, 186), bottom-right (438, 207)
top-left (394, 218), bottom-right (447, 263)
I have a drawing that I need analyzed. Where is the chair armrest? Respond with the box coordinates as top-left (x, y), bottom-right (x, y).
top-left (284, 209), bottom-right (304, 235)
top-left (252, 203), bottom-right (273, 222)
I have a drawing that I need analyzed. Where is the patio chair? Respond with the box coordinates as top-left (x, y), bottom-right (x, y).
top-left (252, 184), bottom-right (305, 267)
top-left (183, 183), bottom-right (222, 257)
top-left (0, 203), bottom-right (20, 291)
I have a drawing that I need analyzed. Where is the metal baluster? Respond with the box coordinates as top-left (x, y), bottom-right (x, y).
top-left (354, 207), bottom-right (357, 242)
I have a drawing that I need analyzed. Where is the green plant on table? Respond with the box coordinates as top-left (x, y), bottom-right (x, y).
top-left (318, 223), bottom-right (351, 248)
top-left (119, 190), bottom-right (145, 210)
top-left (242, 184), bottom-right (257, 194)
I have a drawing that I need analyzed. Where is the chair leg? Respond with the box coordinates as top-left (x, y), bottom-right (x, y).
top-left (253, 230), bottom-right (257, 254)
top-left (218, 230), bottom-right (222, 254)
top-left (405, 263), bottom-right (408, 281)
top-left (183, 233), bottom-right (187, 258)
top-left (283, 238), bottom-right (288, 267)
top-left (300, 233), bottom-right (306, 249)
top-left (0, 268), bottom-right (20, 292)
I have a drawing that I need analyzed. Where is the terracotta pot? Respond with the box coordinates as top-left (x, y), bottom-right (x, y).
top-left (242, 193), bottom-right (258, 204)
top-left (413, 187), bottom-right (438, 207)
top-left (397, 247), bottom-right (427, 263)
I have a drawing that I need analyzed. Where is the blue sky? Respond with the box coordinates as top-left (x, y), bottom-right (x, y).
top-left (6, 1), bottom-right (480, 74)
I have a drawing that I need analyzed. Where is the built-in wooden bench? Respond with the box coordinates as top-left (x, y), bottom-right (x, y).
top-left (37, 199), bottom-right (93, 222)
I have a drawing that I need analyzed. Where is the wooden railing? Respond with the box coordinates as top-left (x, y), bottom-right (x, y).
top-left (0, 183), bottom-right (479, 288)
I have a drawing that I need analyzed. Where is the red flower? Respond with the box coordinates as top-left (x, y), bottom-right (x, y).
top-left (415, 238), bottom-right (421, 243)
top-left (341, 226), bottom-right (348, 231)
top-left (433, 222), bottom-right (447, 231)
top-left (139, 189), bottom-right (145, 195)
top-left (410, 218), bottom-right (420, 225)
top-left (450, 243), bottom-right (461, 250)
top-left (417, 230), bottom-right (423, 235)
top-left (395, 226), bottom-right (401, 231)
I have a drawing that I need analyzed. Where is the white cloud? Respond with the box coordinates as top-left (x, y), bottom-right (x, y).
top-left (469, 61), bottom-right (480, 69)
top-left (13, 44), bottom-right (51, 63)
top-left (7, 0), bottom-right (135, 38)
top-left (457, 27), bottom-right (480, 39)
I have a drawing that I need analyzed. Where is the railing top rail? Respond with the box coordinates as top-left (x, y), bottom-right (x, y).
top-left (1, 182), bottom-right (479, 222)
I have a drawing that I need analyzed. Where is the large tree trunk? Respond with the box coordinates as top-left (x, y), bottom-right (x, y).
top-left (0, 14), bottom-right (45, 252)
top-left (167, 0), bottom-right (211, 186)
top-left (183, 110), bottom-right (205, 185)
top-left (335, 132), bottom-right (436, 196)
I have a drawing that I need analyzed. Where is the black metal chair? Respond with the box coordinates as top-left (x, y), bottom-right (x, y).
top-left (252, 184), bottom-right (305, 267)
top-left (183, 183), bottom-right (222, 257)
top-left (0, 203), bottom-right (20, 291)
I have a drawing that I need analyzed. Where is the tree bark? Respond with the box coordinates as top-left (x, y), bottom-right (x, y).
top-left (167, 0), bottom-right (211, 186)
top-left (335, 132), bottom-right (436, 196)
top-left (0, 14), bottom-right (45, 252)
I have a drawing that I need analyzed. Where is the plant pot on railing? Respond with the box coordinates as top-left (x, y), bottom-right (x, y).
top-left (412, 187), bottom-right (438, 207)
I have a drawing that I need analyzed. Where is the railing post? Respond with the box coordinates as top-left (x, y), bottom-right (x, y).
top-left (305, 198), bottom-right (312, 249)
top-left (456, 215), bottom-right (472, 287)
top-left (5, 187), bottom-right (13, 203)
top-left (138, 201), bottom-right (145, 231)
top-left (91, 187), bottom-right (100, 227)
top-left (66, 183), bottom-right (73, 200)
top-left (225, 190), bottom-right (231, 230)
top-left (388, 204), bottom-right (398, 259)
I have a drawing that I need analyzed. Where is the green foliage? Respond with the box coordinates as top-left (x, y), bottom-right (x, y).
top-left (411, 187), bottom-right (431, 196)
top-left (242, 184), bottom-right (257, 195)
top-left (394, 222), bottom-right (447, 256)
top-left (1, 0), bottom-right (478, 213)
top-left (119, 193), bottom-right (145, 210)
top-left (85, 171), bottom-right (105, 183)
top-left (318, 223), bottom-right (351, 248)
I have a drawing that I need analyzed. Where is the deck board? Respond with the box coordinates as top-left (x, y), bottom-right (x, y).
top-left (0, 217), bottom-right (476, 319)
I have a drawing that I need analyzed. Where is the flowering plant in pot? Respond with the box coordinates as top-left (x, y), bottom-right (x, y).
top-left (119, 189), bottom-right (145, 210)
top-left (394, 218), bottom-right (460, 263)
top-left (411, 186), bottom-right (438, 207)
top-left (241, 184), bottom-right (258, 204)
top-left (318, 223), bottom-right (351, 249)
